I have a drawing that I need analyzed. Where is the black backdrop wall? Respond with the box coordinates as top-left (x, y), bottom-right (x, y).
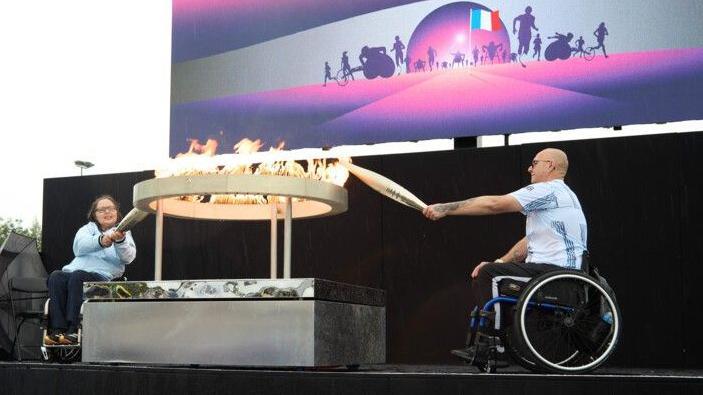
top-left (42, 131), bottom-right (703, 368)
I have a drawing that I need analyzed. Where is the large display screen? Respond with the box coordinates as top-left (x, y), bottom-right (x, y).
top-left (170, 0), bottom-right (703, 155)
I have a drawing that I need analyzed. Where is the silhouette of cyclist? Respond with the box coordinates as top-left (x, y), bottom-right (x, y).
top-left (341, 51), bottom-right (354, 81)
top-left (513, 6), bottom-right (539, 56)
top-left (593, 22), bottom-right (609, 58)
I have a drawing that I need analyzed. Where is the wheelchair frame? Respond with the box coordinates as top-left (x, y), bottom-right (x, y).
top-left (40, 299), bottom-right (83, 363)
top-left (465, 269), bottom-right (621, 374)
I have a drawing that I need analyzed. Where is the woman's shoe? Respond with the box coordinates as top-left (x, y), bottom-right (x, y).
top-left (43, 333), bottom-right (61, 346)
top-left (58, 333), bottom-right (78, 345)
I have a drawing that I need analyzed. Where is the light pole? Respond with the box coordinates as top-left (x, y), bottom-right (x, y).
top-left (74, 160), bottom-right (94, 176)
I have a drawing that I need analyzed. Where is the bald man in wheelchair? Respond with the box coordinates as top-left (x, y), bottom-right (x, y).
top-left (423, 148), bottom-right (588, 360)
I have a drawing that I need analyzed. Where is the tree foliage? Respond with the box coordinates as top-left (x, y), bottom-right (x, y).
top-left (0, 217), bottom-right (42, 251)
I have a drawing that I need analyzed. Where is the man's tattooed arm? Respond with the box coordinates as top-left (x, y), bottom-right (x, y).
top-left (498, 237), bottom-right (528, 263)
top-left (435, 198), bottom-right (476, 214)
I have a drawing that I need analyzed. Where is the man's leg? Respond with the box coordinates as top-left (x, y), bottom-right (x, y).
top-left (451, 262), bottom-right (565, 362)
top-left (472, 262), bottom-right (563, 310)
top-left (65, 270), bottom-right (105, 333)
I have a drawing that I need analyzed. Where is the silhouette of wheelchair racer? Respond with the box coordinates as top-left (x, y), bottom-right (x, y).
top-left (545, 32), bottom-right (597, 62)
top-left (544, 32), bottom-right (575, 61)
top-left (336, 46), bottom-right (396, 86)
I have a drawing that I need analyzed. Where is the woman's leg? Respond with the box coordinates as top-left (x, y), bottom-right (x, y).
top-left (65, 270), bottom-right (105, 333)
top-left (47, 270), bottom-right (70, 332)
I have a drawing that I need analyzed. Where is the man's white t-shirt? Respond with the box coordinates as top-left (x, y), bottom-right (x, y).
top-left (509, 179), bottom-right (587, 269)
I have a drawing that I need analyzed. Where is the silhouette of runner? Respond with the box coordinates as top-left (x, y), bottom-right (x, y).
top-left (592, 22), bottom-right (609, 58)
top-left (472, 46), bottom-right (479, 67)
top-left (427, 46), bottom-right (437, 70)
top-left (323, 61), bottom-right (332, 86)
top-left (341, 51), bottom-right (354, 81)
top-left (391, 36), bottom-right (406, 67)
top-left (533, 34), bottom-right (542, 61)
top-left (482, 42), bottom-right (503, 64)
top-left (414, 58), bottom-right (426, 72)
top-left (513, 6), bottom-right (539, 55)
top-left (405, 54), bottom-right (411, 74)
top-left (573, 36), bottom-right (586, 57)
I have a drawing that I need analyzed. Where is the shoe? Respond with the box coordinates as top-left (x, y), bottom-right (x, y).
top-left (58, 333), bottom-right (78, 345)
top-left (43, 333), bottom-right (61, 346)
top-left (451, 346), bottom-right (477, 363)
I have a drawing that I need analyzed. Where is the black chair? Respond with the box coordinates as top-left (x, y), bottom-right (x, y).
top-left (9, 277), bottom-right (48, 361)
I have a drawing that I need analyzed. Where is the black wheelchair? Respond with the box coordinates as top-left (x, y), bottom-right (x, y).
top-left (460, 262), bottom-right (621, 374)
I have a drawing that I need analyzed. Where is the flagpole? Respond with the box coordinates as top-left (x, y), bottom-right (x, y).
top-left (469, 9), bottom-right (472, 65)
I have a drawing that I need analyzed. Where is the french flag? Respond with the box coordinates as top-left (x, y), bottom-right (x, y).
top-left (470, 9), bottom-right (500, 31)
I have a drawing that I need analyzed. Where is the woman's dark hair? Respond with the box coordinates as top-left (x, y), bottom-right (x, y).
top-left (87, 194), bottom-right (123, 224)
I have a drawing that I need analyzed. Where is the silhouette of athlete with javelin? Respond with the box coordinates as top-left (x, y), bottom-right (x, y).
top-left (592, 22), bottom-right (609, 58)
top-left (513, 6), bottom-right (539, 56)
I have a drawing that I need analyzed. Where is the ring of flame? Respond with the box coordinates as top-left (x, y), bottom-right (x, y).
top-left (134, 174), bottom-right (348, 220)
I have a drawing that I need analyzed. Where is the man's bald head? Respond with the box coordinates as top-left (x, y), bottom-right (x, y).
top-left (529, 148), bottom-right (569, 183)
top-left (540, 148), bottom-right (569, 177)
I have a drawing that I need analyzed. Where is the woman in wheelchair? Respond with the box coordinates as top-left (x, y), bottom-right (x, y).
top-left (44, 195), bottom-right (136, 346)
top-left (423, 148), bottom-right (620, 373)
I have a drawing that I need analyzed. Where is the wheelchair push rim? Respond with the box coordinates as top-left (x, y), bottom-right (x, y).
top-left (516, 271), bottom-right (620, 373)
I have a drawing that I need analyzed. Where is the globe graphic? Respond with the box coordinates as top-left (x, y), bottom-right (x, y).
top-left (407, 2), bottom-right (511, 70)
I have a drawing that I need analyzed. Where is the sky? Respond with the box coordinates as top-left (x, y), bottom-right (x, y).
top-left (0, 1), bottom-right (700, 227)
top-left (0, 2), bottom-right (172, 226)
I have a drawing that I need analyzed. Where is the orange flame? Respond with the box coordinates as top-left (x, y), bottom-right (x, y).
top-left (157, 137), bottom-right (350, 204)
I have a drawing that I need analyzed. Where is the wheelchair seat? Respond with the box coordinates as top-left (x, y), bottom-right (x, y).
top-left (464, 268), bottom-right (621, 374)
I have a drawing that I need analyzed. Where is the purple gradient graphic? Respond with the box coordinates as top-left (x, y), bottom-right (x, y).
top-left (407, 2), bottom-right (510, 69)
top-left (170, 48), bottom-right (703, 155)
top-left (172, 0), bottom-right (424, 63)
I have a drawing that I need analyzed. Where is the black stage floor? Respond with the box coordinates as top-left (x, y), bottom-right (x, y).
top-left (2, 362), bottom-right (703, 395)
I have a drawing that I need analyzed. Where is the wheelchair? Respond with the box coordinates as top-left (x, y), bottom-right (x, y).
top-left (461, 264), bottom-right (621, 374)
top-left (39, 298), bottom-right (83, 363)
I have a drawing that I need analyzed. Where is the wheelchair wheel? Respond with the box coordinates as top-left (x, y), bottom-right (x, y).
top-left (584, 47), bottom-right (596, 61)
top-left (335, 69), bottom-right (349, 86)
top-left (44, 346), bottom-right (81, 363)
top-left (505, 326), bottom-right (539, 371)
top-left (513, 270), bottom-right (621, 374)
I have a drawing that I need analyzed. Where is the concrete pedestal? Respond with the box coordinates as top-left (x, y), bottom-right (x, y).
top-left (81, 278), bottom-right (385, 367)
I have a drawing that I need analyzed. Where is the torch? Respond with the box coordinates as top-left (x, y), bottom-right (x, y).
top-left (339, 160), bottom-right (427, 211)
